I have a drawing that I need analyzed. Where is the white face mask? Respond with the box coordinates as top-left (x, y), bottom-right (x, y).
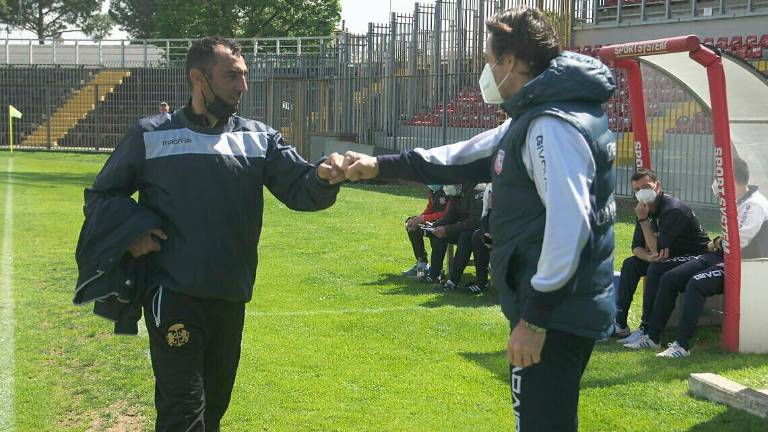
top-left (635, 188), bottom-right (657, 204)
top-left (479, 63), bottom-right (510, 105)
top-left (443, 185), bottom-right (462, 196)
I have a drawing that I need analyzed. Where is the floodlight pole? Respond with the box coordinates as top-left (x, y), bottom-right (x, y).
top-left (598, 35), bottom-right (742, 352)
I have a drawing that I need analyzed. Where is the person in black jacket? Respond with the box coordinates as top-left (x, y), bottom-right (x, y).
top-left (420, 183), bottom-right (484, 292)
top-left (614, 169), bottom-right (710, 347)
top-left (75, 36), bottom-right (342, 432)
top-left (468, 183), bottom-right (493, 294)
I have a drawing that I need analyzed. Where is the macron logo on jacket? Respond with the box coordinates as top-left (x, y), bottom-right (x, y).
top-left (145, 129), bottom-right (269, 160)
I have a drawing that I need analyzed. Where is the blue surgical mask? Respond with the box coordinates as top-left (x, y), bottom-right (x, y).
top-left (427, 184), bottom-right (442, 192)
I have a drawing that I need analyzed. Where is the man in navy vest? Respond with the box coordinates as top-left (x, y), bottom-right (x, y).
top-left (326, 7), bottom-right (617, 431)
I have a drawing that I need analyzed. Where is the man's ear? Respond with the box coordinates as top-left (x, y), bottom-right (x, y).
top-left (189, 68), bottom-right (207, 90)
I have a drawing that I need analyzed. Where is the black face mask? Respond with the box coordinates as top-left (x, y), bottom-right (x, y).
top-left (202, 73), bottom-right (238, 120)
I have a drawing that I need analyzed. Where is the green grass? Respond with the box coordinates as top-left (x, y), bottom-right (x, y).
top-left (0, 151), bottom-right (766, 431)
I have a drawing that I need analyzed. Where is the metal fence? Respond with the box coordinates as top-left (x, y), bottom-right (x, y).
top-left (0, 0), bottom-right (722, 206)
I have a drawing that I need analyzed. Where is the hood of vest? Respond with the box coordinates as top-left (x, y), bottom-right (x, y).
top-left (501, 51), bottom-right (616, 119)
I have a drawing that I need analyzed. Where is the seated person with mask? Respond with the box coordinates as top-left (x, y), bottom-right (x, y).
top-left (402, 185), bottom-right (451, 277)
top-left (614, 169), bottom-right (710, 344)
top-left (633, 157), bottom-right (768, 356)
top-left (420, 183), bottom-right (483, 292)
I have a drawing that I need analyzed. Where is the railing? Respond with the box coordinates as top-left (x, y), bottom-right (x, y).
top-left (574, 0), bottom-right (768, 27)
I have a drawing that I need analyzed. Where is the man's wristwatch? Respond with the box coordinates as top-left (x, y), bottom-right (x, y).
top-left (523, 321), bottom-right (547, 334)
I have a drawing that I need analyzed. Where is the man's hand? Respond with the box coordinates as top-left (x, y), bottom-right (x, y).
top-left (648, 248), bottom-right (670, 262)
top-left (483, 232), bottom-right (493, 249)
top-left (317, 153), bottom-right (346, 185)
top-left (506, 320), bottom-right (547, 368)
top-left (432, 226), bottom-right (448, 238)
top-left (634, 201), bottom-right (650, 220)
top-left (340, 151), bottom-right (379, 181)
top-left (128, 228), bottom-right (167, 258)
top-left (405, 216), bottom-right (423, 231)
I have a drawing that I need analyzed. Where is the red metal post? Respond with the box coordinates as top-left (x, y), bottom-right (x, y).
top-left (690, 46), bottom-right (742, 352)
top-left (613, 58), bottom-right (652, 170)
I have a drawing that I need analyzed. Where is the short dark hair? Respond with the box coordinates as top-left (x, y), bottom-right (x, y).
top-left (485, 7), bottom-right (561, 77)
top-left (185, 36), bottom-right (242, 88)
top-left (631, 168), bottom-right (658, 183)
top-left (733, 157), bottom-right (750, 185)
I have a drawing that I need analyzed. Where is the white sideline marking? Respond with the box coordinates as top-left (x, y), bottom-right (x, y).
top-left (249, 305), bottom-right (424, 317)
top-left (0, 158), bottom-right (14, 431)
top-left (248, 304), bottom-right (496, 317)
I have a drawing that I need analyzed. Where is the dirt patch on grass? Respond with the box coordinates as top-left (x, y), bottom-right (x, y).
top-left (86, 401), bottom-right (146, 432)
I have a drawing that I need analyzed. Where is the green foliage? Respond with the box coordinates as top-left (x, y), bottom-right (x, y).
top-left (0, 0), bottom-right (110, 41)
top-left (1, 151), bottom-right (766, 431)
top-left (109, 0), bottom-right (159, 39)
top-left (108, 0), bottom-right (341, 40)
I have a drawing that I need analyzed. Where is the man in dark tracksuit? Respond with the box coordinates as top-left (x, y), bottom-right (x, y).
top-left (330, 8), bottom-right (617, 430)
top-left (402, 185), bottom-right (450, 277)
top-left (77, 37), bottom-right (341, 431)
top-left (614, 169), bottom-right (710, 347)
top-left (644, 157), bottom-right (768, 357)
top-left (422, 183), bottom-right (484, 291)
top-left (468, 184), bottom-right (493, 294)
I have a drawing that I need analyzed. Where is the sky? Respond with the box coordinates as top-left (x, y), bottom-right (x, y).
top-left (3, 0), bottom-right (428, 41)
top-left (339, 0), bottom-right (423, 34)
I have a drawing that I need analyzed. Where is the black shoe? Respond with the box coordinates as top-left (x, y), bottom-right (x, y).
top-left (419, 274), bottom-right (439, 284)
top-left (466, 282), bottom-right (487, 294)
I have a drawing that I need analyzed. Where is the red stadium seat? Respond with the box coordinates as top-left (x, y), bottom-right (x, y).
top-left (746, 46), bottom-right (762, 60)
top-left (582, 45), bottom-right (593, 56)
top-left (730, 36), bottom-right (743, 50)
top-left (703, 37), bottom-right (714, 46)
top-left (760, 34), bottom-right (768, 48)
top-left (745, 35), bottom-right (758, 47)
top-left (716, 37), bottom-right (729, 50)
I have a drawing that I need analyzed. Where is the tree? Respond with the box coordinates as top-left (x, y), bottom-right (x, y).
top-left (0, 0), bottom-right (112, 43)
top-left (138, 0), bottom-right (340, 39)
top-left (109, 0), bottom-right (158, 40)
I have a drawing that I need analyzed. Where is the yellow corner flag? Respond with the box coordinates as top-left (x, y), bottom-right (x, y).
top-left (9, 105), bottom-right (22, 119)
top-left (8, 105), bottom-right (22, 153)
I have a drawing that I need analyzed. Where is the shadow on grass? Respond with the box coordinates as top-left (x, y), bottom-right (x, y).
top-left (370, 272), bottom-right (500, 308)
top-left (1, 170), bottom-right (96, 188)
top-left (460, 350), bottom-right (509, 384)
top-left (685, 407), bottom-right (768, 431)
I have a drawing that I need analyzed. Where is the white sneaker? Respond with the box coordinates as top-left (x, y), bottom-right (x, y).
top-left (617, 328), bottom-right (644, 345)
top-left (656, 341), bottom-right (690, 358)
top-left (623, 334), bottom-right (660, 350)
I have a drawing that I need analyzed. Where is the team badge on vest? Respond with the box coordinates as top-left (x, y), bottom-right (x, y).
top-left (494, 150), bottom-right (505, 175)
top-left (166, 323), bottom-right (190, 347)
